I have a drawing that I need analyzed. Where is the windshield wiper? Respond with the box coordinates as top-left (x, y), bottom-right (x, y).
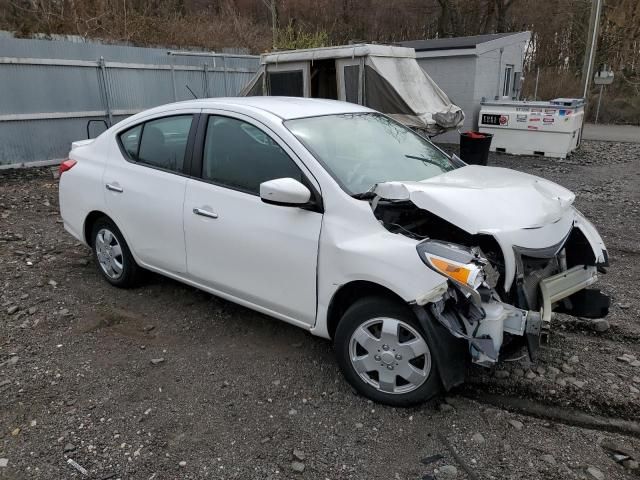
top-left (405, 154), bottom-right (445, 168)
top-left (352, 191), bottom-right (377, 200)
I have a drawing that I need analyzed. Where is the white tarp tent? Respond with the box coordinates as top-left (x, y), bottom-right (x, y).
top-left (239, 44), bottom-right (464, 135)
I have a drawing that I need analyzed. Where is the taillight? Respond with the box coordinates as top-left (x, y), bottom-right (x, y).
top-left (59, 159), bottom-right (77, 175)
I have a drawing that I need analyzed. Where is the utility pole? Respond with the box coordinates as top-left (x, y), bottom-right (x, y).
top-left (581, 0), bottom-right (602, 99)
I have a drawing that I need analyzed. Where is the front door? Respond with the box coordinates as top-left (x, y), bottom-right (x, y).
top-left (183, 112), bottom-right (322, 325)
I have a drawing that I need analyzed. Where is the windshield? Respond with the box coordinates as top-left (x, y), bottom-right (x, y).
top-left (286, 113), bottom-right (455, 195)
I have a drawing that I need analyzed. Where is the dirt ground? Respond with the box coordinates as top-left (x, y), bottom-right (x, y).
top-left (1, 140), bottom-right (639, 480)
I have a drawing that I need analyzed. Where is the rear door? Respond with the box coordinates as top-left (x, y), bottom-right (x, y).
top-left (104, 111), bottom-right (199, 274)
top-left (183, 111), bottom-right (322, 324)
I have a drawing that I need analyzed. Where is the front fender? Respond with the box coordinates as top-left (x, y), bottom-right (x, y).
top-left (573, 208), bottom-right (608, 264)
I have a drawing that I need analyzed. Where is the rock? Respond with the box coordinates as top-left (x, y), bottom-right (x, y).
top-left (585, 466), bottom-right (604, 480)
top-left (633, 376), bottom-right (640, 384)
top-left (27, 307), bottom-right (37, 315)
top-left (471, 432), bottom-right (485, 444)
top-left (568, 355), bottom-right (579, 364)
top-left (355, 422), bottom-right (364, 429)
top-left (541, 454), bottom-right (556, 465)
top-left (570, 378), bottom-right (586, 388)
top-left (439, 403), bottom-right (454, 413)
top-left (511, 368), bottom-right (524, 378)
top-left (617, 354), bottom-right (637, 364)
top-left (48, 279), bottom-right (58, 287)
top-left (11, 428), bottom-right (20, 436)
top-left (630, 385), bottom-right (639, 394)
top-left (0, 459), bottom-right (7, 468)
top-left (1, 356), bottom-right (18, 367)
top-left (288, 408), bottom-right (298, 415)
top-left (179, 461), bottom-right (187, 467)
top-left (494, 370), bottom-right (510, 379)
top-left (150, 358), bottom-right (165, 365)
top-left (536, 366), bottom-right (546, 376)
top-left (438, 465), bottom-right (458, 478)
top-left (591, 319), bottom-right (610, 332)
top-left (561, 363), bottom-right (575, 374)
top-left (631, 360), bottom-right (640, 367)
top-left (507, 419), bottom-right (524, 430)
top-left (291, 461), bottom-right (305, 473)
top-left (64, 443), bottom-right (76, 453)
top-left (6, 306), bottom-right (18, 315)
top-left (143, 325), bottom-right (155, 333)
top-left (623, 459), bottom-right (639, 470)
top-left (525, 370), bottom-right (537, 380)
top-left (293, 449), bottom-right (305, 461)
top-left (618, 303), bottom-right (631, 309)
top-left (548, 366), bottom-right (560, 375)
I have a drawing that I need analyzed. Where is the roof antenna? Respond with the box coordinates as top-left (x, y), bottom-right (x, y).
top-left (185, 84), bottom-right (198, 99)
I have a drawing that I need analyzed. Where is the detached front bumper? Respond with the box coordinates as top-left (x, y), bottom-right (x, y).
top-left (425, 264), bottom-right (610, 368)
top-left (539, 265), bottom-right (598, 323)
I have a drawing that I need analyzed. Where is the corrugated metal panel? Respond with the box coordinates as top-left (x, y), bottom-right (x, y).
top-left (0, 64), bottom-right (104, 114)
top-left (0, 31), bottom-right (259, 166)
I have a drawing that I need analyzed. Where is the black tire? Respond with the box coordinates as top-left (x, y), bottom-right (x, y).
top-left (334, 297), bottom-right (442, 407)
top-left (90, 217), bottom-right (141, 288)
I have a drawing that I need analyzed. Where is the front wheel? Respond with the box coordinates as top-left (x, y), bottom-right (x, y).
top-left (334, 297), bottom-right (441, 407)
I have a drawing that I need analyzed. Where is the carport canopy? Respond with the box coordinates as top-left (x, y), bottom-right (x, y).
top-left (239, 44), bottom-right (464, 135)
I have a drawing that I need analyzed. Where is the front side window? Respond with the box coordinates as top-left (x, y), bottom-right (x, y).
top-left (119, 115), bottom-right (193, 172)
top-left (202, 116), bottom-right (302, 194)
top-left (286, 113), bottom-right (454, 195)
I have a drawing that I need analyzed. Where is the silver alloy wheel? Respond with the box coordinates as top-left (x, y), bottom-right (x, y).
top-left (349, 317), bottom-right (431, 394)
top-left (95, 228), bottom-right (124, 280)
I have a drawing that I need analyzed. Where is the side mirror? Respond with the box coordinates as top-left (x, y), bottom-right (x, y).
top-left (260, 178), bottom-right (311, 207)
top-left (87, 119), bottom-right (109, 139)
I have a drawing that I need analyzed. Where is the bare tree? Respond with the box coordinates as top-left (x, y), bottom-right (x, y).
top-left (436, 0), bottom-right (461, 37)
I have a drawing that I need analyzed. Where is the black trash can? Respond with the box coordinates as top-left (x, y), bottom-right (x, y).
top-left (459, 131), bottom-right (493, 166)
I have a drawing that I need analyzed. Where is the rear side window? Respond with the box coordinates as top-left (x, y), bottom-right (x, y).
top-left (202, 116), bottom-right (302, 194)
top-left (119, 115), bottom-right (193, 172)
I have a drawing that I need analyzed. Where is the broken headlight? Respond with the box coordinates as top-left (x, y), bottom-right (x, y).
top-left (416, 240), bottom-right (487, 290)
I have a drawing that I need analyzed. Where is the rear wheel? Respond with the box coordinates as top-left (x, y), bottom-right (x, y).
top-left (91, 217), bottom-right (141, 288)
top-left (334, 297), bottom-right (441, 406)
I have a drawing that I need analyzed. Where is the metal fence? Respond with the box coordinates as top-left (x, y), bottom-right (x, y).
top-left (0, 33), bottom-right (259, 167)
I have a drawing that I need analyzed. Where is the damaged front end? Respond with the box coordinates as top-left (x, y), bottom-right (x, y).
top-left (368, 168), bottom-right (610, 372)
top-left (412, 238), bottom-right (606, 368)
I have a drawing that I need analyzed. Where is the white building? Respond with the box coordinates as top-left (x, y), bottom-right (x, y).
top-left (400, 32), bottom-right (531, 143)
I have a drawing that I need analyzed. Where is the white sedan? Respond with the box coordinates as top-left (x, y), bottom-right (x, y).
top-left (59, 97), bottom-right (610, 406)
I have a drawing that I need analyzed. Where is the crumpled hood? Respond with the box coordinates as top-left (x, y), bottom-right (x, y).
top-left (372, 165), bottom-right (575, 234)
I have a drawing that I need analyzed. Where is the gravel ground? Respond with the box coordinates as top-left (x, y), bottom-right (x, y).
top-left (1, 140), bottom-right (639, 480)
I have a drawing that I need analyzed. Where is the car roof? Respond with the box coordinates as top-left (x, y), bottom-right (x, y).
top-left (154, 97), bottom-right (373, 120)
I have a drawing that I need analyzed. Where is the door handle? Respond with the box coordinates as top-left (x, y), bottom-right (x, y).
top-left (105, 183), bottom-right (124, 193)
top-left (193, 207), bottom-right (218, 219)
